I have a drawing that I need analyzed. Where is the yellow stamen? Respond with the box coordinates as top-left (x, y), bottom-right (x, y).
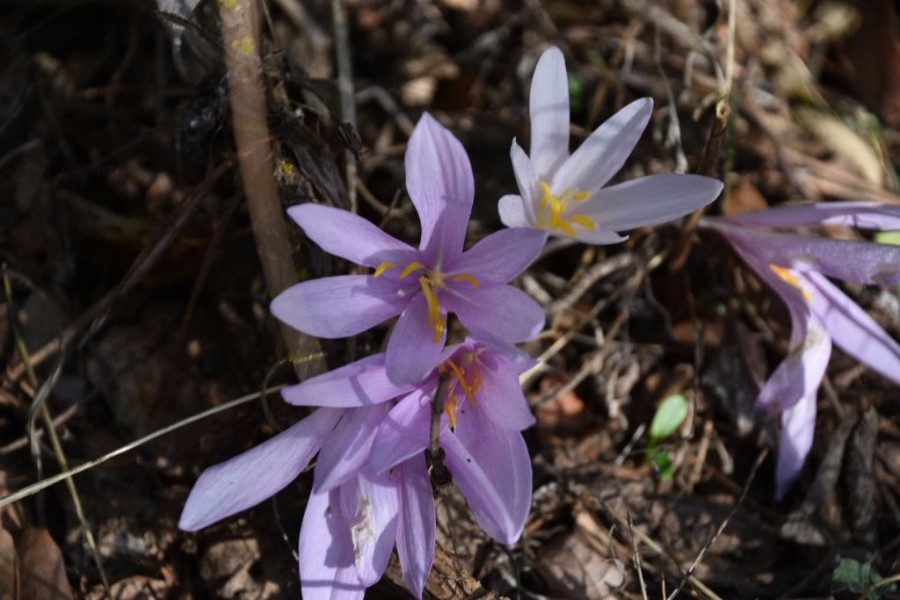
top-left (444, 397), bottom-right (458, 429)
top-left (537, 179), bottom-right (596, 236)
top-left (373, 260), bottom-right (395, 277)
top-left (418, 276), bottom-right (445, 342)
top-left (451, 273), bottom-right (479, 288)
top-left (769, 264), bottom-right (812, 303)
top-left (444, 359), bottom-right (478, 406)
top-left (400, 261), bottom-right (426, 278)
top-left (570, 214), bottom-right (597, 230)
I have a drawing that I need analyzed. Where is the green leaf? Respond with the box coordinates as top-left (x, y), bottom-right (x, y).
top-left (650, 394), bottom-right (689, 440)
top-left (832, 558), bottom-right (879, 594)
top-left (647, 447), bottom-right (674, 478)
top-left (568, 73), bottom-right (584, 114)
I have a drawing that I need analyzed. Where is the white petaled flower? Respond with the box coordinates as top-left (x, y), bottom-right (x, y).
top-left (499, 46), bottom-right (723, 243)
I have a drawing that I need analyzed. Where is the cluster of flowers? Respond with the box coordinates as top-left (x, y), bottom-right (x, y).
top-left (177, 45), bottom-right (900, 597)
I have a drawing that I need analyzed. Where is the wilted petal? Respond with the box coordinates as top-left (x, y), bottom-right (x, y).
top-left (474, 351), bottom-right (535, 430)
top-left (314, 405), bottom-right (390, 493)
top-left (498, 194), bottom-right (532, 229)
top-left (179, 408), bottom-right (341, 531)
top-left (447, 228), bottom-right (546, 283)
top-left (443, 283), bottom-right (544, 343)
top-left (805, 272), bottom-right (900, 385)
top-left (775, 393), bottom-right (817, 500)
top-left (288, 204), bottom-right (414, 268)
top-left (299, 489), bottom-right (366, 600)
top-left (583, 173), bottom-right (722, 231)
top-left (272, 275), bottom-right (406, 338)
top-left (343, 469), bottom-right (400, 586)
top-left (726, 201), bottom-right (900, 231)
top-left (282, 353), bottom-right (414, 408)
top-left (529, 46), bottom-right (570, 176)
top-left (395, 455), bottom-right (435, 599)
top-left (552, 98), bottom-right (653, 193)
top-left (441, 414), bottom-right (532, 544)
top-left (369, 389), bottom-right (432, 473)
top-left (405, 113), bottom-right (474, 257)
top-left (386, 294), bottom-right (447, 385)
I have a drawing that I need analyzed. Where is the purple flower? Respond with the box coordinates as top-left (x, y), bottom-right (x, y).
top-left (499, 46), bottom-right (723, 243)
top-left (701, 202), bottom-right (900, 498)
top-left (284, 337), bottom-right (537, 544)
top-left (272, 114), bottom-right (547, 385)
top-left (179, 407), bottom-right (436, 599)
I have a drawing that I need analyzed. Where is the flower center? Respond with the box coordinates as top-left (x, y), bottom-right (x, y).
top-left (536, 180), bottom-right (596, 236)
top-left (372, 260), bottom-right (479, 342)
top-left (769, 264), bottom-right (812, 303)
top-left (438, 354), bottom-right (484, 429)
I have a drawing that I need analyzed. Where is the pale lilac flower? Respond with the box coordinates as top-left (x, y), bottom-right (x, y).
top-left (499, 46), bottom-right (723, 243)
top-left (285, 337), bottom-right (536, 544)
top-left (273, 114), bottom-right (546, 385)
top-left (179, 407), bottom-right (436, 599)
top-left (701, 202), bottom-right (900, 498)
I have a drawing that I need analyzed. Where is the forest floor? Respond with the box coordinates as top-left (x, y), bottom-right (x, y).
top-left (2, 0), bottom-right (900, 598)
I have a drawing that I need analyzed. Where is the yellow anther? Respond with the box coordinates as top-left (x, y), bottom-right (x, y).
top-left (556, 219), bottom-right (577, 236)
top-left (539, 181), bottom-right (554, 209)
top-left (419, 276), bottom-right (445, 342)
top-left (570, 214), bottom-right (597, 230)
top-left (373, 260), bottom-right (395, 277)
top-left (400, 261), bottom-right (426, 279)
top-left (451, 273), bottom-right (479, 288)
top-left (444, 398), bottom-right (458, 429)
top-left (444, 359), bottom-right (478, 406)
top-left (537, 179), bottom-right (595, 236)
top-left (769, 264), bottom-right (812, 303)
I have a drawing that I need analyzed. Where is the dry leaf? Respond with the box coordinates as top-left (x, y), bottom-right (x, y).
top-left (16, 527), bottom-right (73, 600)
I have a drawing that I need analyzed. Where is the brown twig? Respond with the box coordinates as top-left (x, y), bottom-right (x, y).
top-left (217, 0), bottom-right (324, 379)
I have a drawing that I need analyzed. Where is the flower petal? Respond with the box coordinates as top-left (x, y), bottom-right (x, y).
top-left (552, 97), bottom-right (653, 193)
top-left (288, 204), bottom-right (414, 267)
top-left (529, 47), bottom-right (570, 177)
top-left (282, 353), bottom-right (414, 408)
top-left (441, 416), bottom-right (532, 544)
top-left (724, 201), bottom-right (900, 231)
top-left (498, 194), bottom-right (532, 229)
top-left (369, 389), bottom-right (433, 474)
top-left (405, 113), bottom-right (474, 258)
top-left (583, 174), bottom-right (722, 231)
top-left (344, 468), bottom-right (400, 586)
top-left (386, 294), bottom-right (447, 385)
top-left (272, 275), bottom-right (406, 338)
top-left (805, 272), bottom-right (900, 385)
top-left (443, 283), bottom-right (544, 343)
top-left (474, 351), bottom-right (535, 430)
top-left (565, 226), bottom-right (629, 245)
top-left (447, 228), bottom-right (546, 283)
top-left (511, 140), bottom-right (540, 221)
top-left (314, 405), bottom-right (390, 493)
top-left (394, 455), bottom-right (435, 599)
top-left (709, 222), bottom-right (900, 286)
top-left (775, 392), bottom-right (817, 500)
top-left (179, 408), bottom-right (341, 531)
top-left (299, 488), bottom-right (367, 600)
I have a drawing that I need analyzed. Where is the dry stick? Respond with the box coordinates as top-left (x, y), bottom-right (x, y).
top-left (628, 511), bottom-right (649, 600)
top-left (669, 0), bottom-right (735, 271)
top-left (0, 386), bottom-right (284, 508)
top-left (666, 448), bottom-right (768, 600)
top-left (331, 0), bottom-right (358, 214)
top-left (217, 0), bottom-right (323, 378)
top-left (2, 270), bottom-right (111, 594)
